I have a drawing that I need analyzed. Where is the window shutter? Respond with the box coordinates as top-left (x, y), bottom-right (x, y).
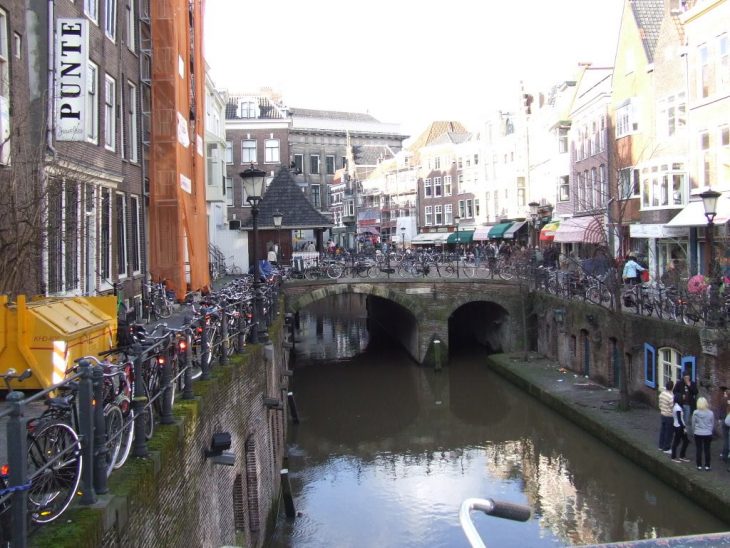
top-left (644, 343), bottom-right (656, 388)
top-left (680, 355), bottom-right (696, 382)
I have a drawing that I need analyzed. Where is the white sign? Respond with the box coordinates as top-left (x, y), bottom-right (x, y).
top-left (55, 19), bottom-right (88, 141)
top-left (405, 287), bottom-right (432, 295)
top-left (180, 173), bottom-right (192, 194)
top-left (177, 112), bottom-right (190, 148)
top-left (196, 134), bottom-right (203, 156)
top-left (0, 96), bottom-right (10, 164)
top-left (629, 223), bottom-right (687, 239)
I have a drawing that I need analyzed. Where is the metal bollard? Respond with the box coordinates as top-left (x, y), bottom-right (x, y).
top-left (6, 391), bottom-right (28, 546)
top-left (77, 360), bottom-right (96, 504)
top-left (160, 341), bottom-right (175, 425)
top-left (220, 303), bottom-right (229, 366)
top-left (433, 339), bottom-right (442, 372)
top-left (280, 469), bottom-right (296, 518)
top-left (200, 319), bottom-right (211, 380)
top-left (182, 331), bottom-right (194, 400)
top-left (92, 364), bottom-right (108, 495)
top-left (132, 351), bottom-right (149, 458)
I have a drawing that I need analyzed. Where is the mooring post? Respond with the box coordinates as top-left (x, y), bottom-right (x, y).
top-left (287, 391), bottom-right (300, 424)
top-left (281, 468), bottom-right (296, 518)
top-left (433, 339), bottom-right (442, 372)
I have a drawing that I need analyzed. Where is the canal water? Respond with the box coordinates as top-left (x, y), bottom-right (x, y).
top-left (268, 294), bottom-right (726, 547)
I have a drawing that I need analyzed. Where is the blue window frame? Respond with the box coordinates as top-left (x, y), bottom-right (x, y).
top-left (644, 343), bottom-right (656, 388)
top-left (680, 355), bottom-right (696, 382)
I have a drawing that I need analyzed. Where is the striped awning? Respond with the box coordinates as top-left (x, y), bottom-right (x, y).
top-left (554, 216), bottom-right (604, 244)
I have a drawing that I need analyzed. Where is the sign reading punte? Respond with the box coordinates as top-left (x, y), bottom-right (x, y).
top-left (55, 19), bottom-right (88, 141)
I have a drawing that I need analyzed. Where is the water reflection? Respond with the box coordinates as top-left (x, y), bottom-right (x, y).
top-left (271, 295), bottom-right (726, 547)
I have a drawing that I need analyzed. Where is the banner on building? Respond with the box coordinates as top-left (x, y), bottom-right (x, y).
top-left (55, 19), bottom-right (88, 141)
top-left (0, 96), bottom-right (10, 164)
top-left (177, 112), bottom-right (190, 148)
top-left (180, 173), bottom-right (192, 194)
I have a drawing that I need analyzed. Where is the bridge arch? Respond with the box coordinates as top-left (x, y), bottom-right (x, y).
top-left (448, 301), bottom-right (510, 354)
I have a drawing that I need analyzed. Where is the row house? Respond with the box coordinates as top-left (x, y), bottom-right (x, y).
top-left (204, 70), bottom-right (229, 260)
top-left (0, 0), bottom-right (148, 312)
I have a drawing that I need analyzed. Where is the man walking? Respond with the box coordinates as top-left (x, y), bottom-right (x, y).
top-left (674, 372), bottom-right (698, 434)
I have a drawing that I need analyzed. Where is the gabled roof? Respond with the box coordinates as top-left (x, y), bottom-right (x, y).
top-left (629, 0), bottom-right (665, 63)
top-left (429, 131), bottom-right (472, 146)
top-left (241, 167), bottom-right (333, 230)
top-left (407, 121), bottom-right (469, 152)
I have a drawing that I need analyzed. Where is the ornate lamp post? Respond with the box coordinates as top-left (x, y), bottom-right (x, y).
top-left (273, 211), bottom-right (283, 264)
top-left (240, 164), bottom-right (267, 343)
top-left (529, 201), bottom-right (540, 248)
top-left (701, 188), bottom-right (722, 327)
top-left (454, 215), bottom-right (461, 278)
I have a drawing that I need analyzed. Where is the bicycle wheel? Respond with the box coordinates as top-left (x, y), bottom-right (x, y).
top-left (230, 265), bottom-right (242, 275)
top-left (104, 404), bottom-right (123, 478)
top-left (440, 263), bottom-right (456, 278)
top-left (326, 263), bottom-right (343, 279)
top-left (27, 421), bottom-right (82, 524)
top-left (158, 296), bottom-right (173, 319)
top-left (367, 265), bottom-right (379, 279)
top-left (114, 407), bottom-right (134, 470)
top-left (498, 267), bottom-right (514, 281)
top-left (462, 261), bottom-right (476, 278)
top-left (143, 383), bottom-right (155, 440)
top-left (304, 267), bottom-right (316, 280)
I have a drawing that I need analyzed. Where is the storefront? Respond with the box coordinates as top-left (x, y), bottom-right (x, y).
top-left (629, 223), bottom-right (689, 281)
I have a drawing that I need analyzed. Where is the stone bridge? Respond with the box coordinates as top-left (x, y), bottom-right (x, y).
top-left (282, 278), bottom-right (526, 365)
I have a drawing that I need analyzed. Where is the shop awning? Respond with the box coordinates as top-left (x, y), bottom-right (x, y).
top-left (473, 225), bottom-right (494, 241)
top-left (666, 197), bottom-right (730, 227)
top-left (447, 230), bottom-right (474, 244)
top-left (540, 221), bottom-right (560, 241)
top-left (502, 221), bottom-right (527, 240)
top-left (487, 222), bottom-right (514, 239)
top-left (554, 216), bottom-right (604, 244)
top-left (411, 232), bottom-right (450, 245)
top-left (431, 232), bottom-right (450, 245)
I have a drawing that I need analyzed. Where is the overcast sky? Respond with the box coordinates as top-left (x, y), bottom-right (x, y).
top-left (204, 0), bottom-right (624, 136)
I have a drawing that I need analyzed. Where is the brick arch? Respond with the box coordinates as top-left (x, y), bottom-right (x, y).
top-left (285, 282), bottom-right (426, 320)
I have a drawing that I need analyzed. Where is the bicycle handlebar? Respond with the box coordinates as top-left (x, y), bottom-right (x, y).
top-left (459, 498), bottom-right (531, 548)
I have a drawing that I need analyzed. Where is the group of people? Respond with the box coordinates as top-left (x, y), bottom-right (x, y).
top-left (658, 373), bottom-right (729, 471)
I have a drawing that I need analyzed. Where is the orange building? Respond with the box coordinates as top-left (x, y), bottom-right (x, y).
top-left (148, 0), bottom-right (210, 297)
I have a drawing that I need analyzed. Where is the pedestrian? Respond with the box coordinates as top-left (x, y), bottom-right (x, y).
top-left (712, 385), bottom-right (730, 463)
top-left (674, 372), bottom-right (698, 433)
top-left (692, 397), bottom-right (715, 470)
top-left (658, 380), bottom-right (675, 453)
top-left (622, 256), bottom-right (645, 285)
top-left (671, 393), bottom-right (691, 463)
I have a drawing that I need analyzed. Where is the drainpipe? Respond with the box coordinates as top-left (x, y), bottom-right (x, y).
top-left (47, 0), bottom-right (56, 155)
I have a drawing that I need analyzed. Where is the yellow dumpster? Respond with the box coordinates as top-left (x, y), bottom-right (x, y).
top-left (0, 295), bottom-right (117, 390)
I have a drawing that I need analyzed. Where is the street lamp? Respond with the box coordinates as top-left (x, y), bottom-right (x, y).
top-left (701, 188), bottom-right (722, 327)
top-left (240, 163), bottom-right (267, 343)
top-left (529, 201), bottom-right (540, 247)
top-left (273, 211), bottom-right (283, 264)
top-left (401, 226), bottom-right (406, 249)
top-left (454, 215), bottom-right (461, 278)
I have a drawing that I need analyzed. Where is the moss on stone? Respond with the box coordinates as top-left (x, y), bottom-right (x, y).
top-left (30, 506), bottom-right (103, 548)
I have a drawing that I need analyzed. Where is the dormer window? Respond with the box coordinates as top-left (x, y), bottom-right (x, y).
top-left (239, 100), bottom-right (258, 118)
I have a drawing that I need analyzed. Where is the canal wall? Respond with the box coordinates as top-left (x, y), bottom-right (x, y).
top-left (487, 352), bottom-right (730, 525)
top-left (31, 319), bottom-right (290, 548)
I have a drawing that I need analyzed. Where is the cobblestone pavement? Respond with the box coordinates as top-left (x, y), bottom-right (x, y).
top-left (488, 352), bottom-right (730, 540)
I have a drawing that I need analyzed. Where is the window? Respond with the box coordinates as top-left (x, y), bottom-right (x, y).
top-left (85, 0), bottom-right (98, 22)
top-left (86, 62), bottom-right (99, 142)
top-left (125, 0), bottom-right (135, 51)
top-left (100, 188), bottom-right (112, 283)
top-left (424, 178), bottom-right (432, 198)
top-left (225, 141), bottom-right (233, 164)
top-left (517, 188), bottom-right (526, 207)
top-left (293, 154), bottom-right (303, 173)
top-left (444, 176), bottom-right (452, 196)
top-left (311, 184), bottom-right (321, 208)
top-left (47, 180), bottom-right (82, 294)
top-left (619, 167), bottom-right (639, 198)
top-left (597, 165), bottom-right (607, 208)
top-left (116, 192), bottom-right (127, 277)
top-left (699, 43), bottom-right (713, 98)
top-left (105, 0), bottom-right (117, 41)
top-left (474, 199), bottom-right (480, 217)
top-left (657, 93), bottom-right (686, 138)
top-left (127, 82), bottom-right (137, 162)
top-left (457, 157), bottom-right (463, 169)
top-left (434, 157), bottom-right (441, 170)
top-left (434, 205), bottom-right (443, 225)
top-left (445, 203), bottom-right (453, 225)
top-left (264, 139), bottom-right (279, 163)
top-left (104, 75), bottom-right (116, 150)
top-left (615, 100), bottom-right (638, 138)
top-left (129, 195), bottom-right (141, 274)
top-left (310, 155), bottom-right (320, 175)
top-left (641, 163), bottom-right (686, 208)
top-left (458, 200), bottom-right (465, 218)
top-left (599, 116), bottom-right (606, 151)
top-left (722, 126), bottom-right (730, 187)
top-left (474, 154), bottom-right (479, 165)
top-left (558, 127), bottom-right (568, 153)
top-left (658, 347), bottom-right (682, 389)
top-left (558, 175), bottom-right (570, 202)
top-left (13, 32), bottom-right (20, 59)
top-left (346, 200), bottom-right (354, 217)
top-left (466, 199), bottom-right (474, 218)
top-left (225, 177), bottom-right (233, 206)
top-left (434, 177), bottom-right (442, 197)
top-left (700, 131), bottom-right (713, 189)
top-left (239, 100), bottom-right (256, 118)
top-left (326, 155), bottom-right (335, 175)
top-left (424, 206), bottom-right (433, 226)
top-left (241, 140), bottom-right (256, 164)
top-left (720, 34), bottom-right (729, 90)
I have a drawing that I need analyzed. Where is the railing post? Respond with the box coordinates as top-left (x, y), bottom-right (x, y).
top-left (160, 338), bottom-right (175, 425)
top-left (236, 299), bottom-right (246, 353)
top-left (200, 317), bottom-right (211, 380)
top-left (220, 303), bottom-right (229, 366)
top-left (132, 350), bottom-right (149, 458)
top-left (92, 364), bottom-right (108, 495)
top-left (77, 360), bottom-right (96, 504)
top-left (182, 330), bottom-right (194, 400)
top-left (6, 391), bottom-right (28, 547)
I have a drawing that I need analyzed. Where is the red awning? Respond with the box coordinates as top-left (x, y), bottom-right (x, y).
top-left (553, 216), bottom-right (604, 244)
